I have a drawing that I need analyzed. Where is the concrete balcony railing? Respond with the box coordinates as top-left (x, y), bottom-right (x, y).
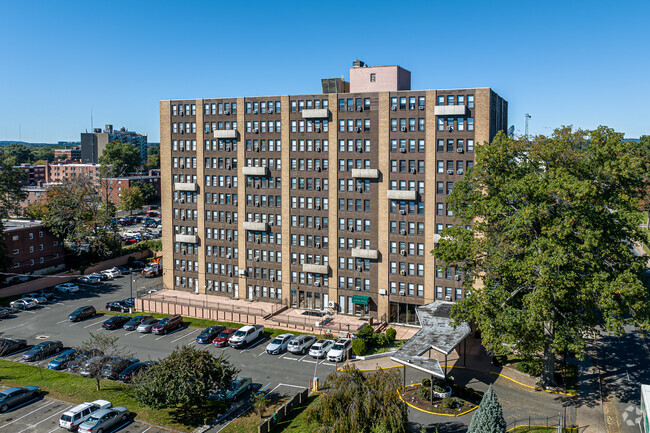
top-left (243, 221), bottom-right (269, 232)
top-left (213, 129), bottom-right (238, 139)
top-left (351, 248), bottom-right (379, 260)
top-left (386, 190), bottom-right (418, 201)
top-left (434, 105), bottom-right (468, 116)
top-left (242, 166), bottom-right (270, 177)
top-left (351, 169), bottom-right (379, 179)
top-left (174, 182), bottom-right (198, 192)
top-left (175, 234), bottom-right (198, 244)
top-left (301, 108), bottom-right (330, 119)
top-left (302, 264), bottom-right (329, 275)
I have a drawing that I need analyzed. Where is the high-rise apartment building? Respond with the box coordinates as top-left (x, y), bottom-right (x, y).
top-left (160, 61), bottom-right (507, 324)
top-left (81, 124), bottom-right (148, 166)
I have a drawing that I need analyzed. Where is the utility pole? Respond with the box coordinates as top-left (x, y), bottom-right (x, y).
top-left (525, 113), bottom-right (531, 137)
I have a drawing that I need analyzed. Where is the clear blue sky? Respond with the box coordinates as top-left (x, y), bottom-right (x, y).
top-left (1, 0), bottom-right (648, 143)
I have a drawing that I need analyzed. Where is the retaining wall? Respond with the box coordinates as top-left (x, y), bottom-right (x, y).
top-left (257, 388), bottom-right (309, 433)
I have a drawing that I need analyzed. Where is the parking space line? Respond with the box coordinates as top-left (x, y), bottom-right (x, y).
top-left (56, 319), bottom-right (68, 324)
top-left (0, 400), bottom-right (56, 429)
top-left (169, 328), bottom-right (199, 343)
top-left (283, 356), bottom-right (300, 361)
top-left (299, 355), bottom-right (307, 362)
top-left (279, 383), bottom-right (305, 389)
top-left (83, 318), bottom-right (106, 328)
top-left (139, 333), bottom-right (150, 338)
top-left (142, 428), bottom-right (151, 433)
top-left (15, 404), bottom-right (73, 433)
top-left (125, 331), bottom-right (135, 336)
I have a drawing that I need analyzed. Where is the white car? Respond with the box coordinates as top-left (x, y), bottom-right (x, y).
top-left (122, 230), bottom-right (139, 237)
top-left (327, 339), bottom-right (353, 362)
top-left (55, 283), bottom-right (80, 293)
top-left (105, 267), bottom-right (122, 276)
top-left (10, 298), bottom-right (38, 310)
top-left (265, 333), bottom-right (294, 355)
top-left (59, 399), bottom-right (112, 431)
top-left (309, 339), bottom-right (335, 359)
top-left (100, 270), bottom-right (118, 280)
top-left (22, 294), bottom-right (47, 304)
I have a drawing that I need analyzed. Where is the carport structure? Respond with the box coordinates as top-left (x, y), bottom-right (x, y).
top-left (390, 301), bottom-right (471, 379)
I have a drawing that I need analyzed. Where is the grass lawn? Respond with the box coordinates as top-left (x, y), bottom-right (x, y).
top-left (99, 310), bottom-right (323, 339)
top-left (508, 427), bottom-right (577, 432)
top-left (219, 397), bottom-right (290, 433)
top-left (363, 340), bottom-right (406, 356)
top-left (0, 359), bottom-right (215, 432)
top-left (271, 395), bottom-right (320, 433)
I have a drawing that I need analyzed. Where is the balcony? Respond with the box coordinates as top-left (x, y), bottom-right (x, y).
top-left (302, 264), bottom-right (330, 275)
top-left (351, 248), bottom-right (379, 260)
top-left (175, 234), bottom-right (198, 244)
top-left (242, 167), bottom-right (269, 177)
top-left (174, 182), bottom-right (198, 192)
top-left (301, 109), bottom-right (329, 119)
top-left (213, 129), bottom-right (238, 139)
top-left (434, 105), bottom-right (468, 116)
top-left (351, 169), bottom-right (379, 179)
top-left (243, 221), bottom-right (269, 232)
top-left (387, 190), bottom-right (418, 201)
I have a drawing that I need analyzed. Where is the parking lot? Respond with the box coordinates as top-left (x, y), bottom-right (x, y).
top-left (0, 386), bottom-right (166, 433)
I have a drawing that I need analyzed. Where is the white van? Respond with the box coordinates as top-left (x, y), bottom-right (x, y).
top-left (59, 400), bottom-right (111, 431)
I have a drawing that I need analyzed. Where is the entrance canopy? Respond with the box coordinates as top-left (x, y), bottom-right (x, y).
top-left (390, 301), bottom-right (471, 378)
top-left (351, 295), bottom-right (370, 305)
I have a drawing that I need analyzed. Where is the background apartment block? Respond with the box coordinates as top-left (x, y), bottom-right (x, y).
top-left (81, 124), bottom-right (148, 165)
top-left (160, 61), bottom-right (507, 324)
top-left (3, 220), bottom-right (65, 280)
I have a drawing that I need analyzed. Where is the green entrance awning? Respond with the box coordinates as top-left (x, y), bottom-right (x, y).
top-left (351, 295), bottom-right (370, 305)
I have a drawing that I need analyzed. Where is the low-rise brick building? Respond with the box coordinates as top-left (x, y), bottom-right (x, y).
top-left (3, 220), bottom-right (65, 280)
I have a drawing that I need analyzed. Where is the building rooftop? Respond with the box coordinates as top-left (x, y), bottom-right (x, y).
top-left (3, 219), bottom-right (44, 232)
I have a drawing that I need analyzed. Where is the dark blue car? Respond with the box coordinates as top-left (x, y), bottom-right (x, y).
top-left (196, 325), bottom-right (226, 344)
top-left (47, 349), bottom-right (77, 370)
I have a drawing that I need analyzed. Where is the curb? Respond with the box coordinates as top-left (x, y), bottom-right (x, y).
top-left (397, 384), bottom-right (478, 417)
top-left (488, 371), bottom-right (577, 397)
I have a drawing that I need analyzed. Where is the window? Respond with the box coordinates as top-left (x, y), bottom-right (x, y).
top-left (467, 95), bottom-right (474, 108)
top-left (370, 73), bottom-right (376, 82)
top-left (468, 118), bottom-right (474, 131)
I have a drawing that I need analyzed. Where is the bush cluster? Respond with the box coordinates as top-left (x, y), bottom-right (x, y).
top-left (355, 325), bottom-right (398, 355)
top-left (441, 397), bottom-right (462, 409)
top-left (351, 338), bottom-right (367, 356)
top-left (417, 386), bottom-right (430, 401)
top-left (517, 359), bottom-right (543, 377)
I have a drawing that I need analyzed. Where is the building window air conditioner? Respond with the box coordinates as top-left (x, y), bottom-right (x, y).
top-left (315, 205), bottom-right (321, 210)
top-left (315, 167), bottom-right (321, 172)
top-left (357, 187), bottom-right (363, 193)
top-left (400, 229), bottom-right (406, 235)
top-left (315, 281), bottom-right (321, 287)
top-left (445, 295), bottom-right (452, 301)
top-left (458, 169), bottom-right (464, 175)
top-left (316, 224), bottom-right (321, 230)
top-left (180, 266), bottom-right (185, 271)
top-left (255, 239), bottom-right (261, 244)
top-left (315, 242), bottom-right (321, 248)
top-left (355, 286), bottom-right (361, 291)
top-left (400, 126), bottom-right (407, 132)
top-left (227, 218), bottom-right (232, 224)
top-left (399, 290), bottom-right (406, 296)
top-left (419, 105), bottom-right (425, 110)
top-left (224, 110), bottom-right (230, 115)
top-left (357, 266), bottom-right (363, 272)
top-left (400, 250), bottom-right (407, 256)
top-left (315, 185), bottom-right (321, 191)
top-left (254, 257), bottom-right (259, 262)
top-left (226, 253), bottom-right (232, 259)
top-left (253, 109), bottom-right (258, 114)
top-left (315, 147), bottom-right (321, 152)
top-left (270, 276), bottom-right (275, 281)
top-left (448, 126), bottom-right (454, 132)
top-left (455, 275), bottom-right (461, 281)
top-left (410, 168), bottom-right (417, 174)
top-left (400, 270), bottom-right (406, 275)
top-left (254, 128), bottom-right (259, 134)
top-left (391, 106), bottom-right (397, 111)
top-left (409, 104), bottom-right (415, 110)
top-left (399, 148), bottom-right (406, 153)
top-left (268, 108), bottom-right (273, 113)
top-left (447, 169), bottom-right (454, 175)
top-left (457, 148), bottom-right (464, 154)
top-left (348, 226), bottom-right (354, 232)
top-left (399, 209), bottom-right (406, 215)
top-left (315, 127), bottom-right (321, 133)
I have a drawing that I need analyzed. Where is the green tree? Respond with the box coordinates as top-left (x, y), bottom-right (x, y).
top-left (23, 202), bottom-right (48, 220)
top-left (133, 345), bottom-right (238, 410)
top-left (33, 146), bottom-right (55, 163)
top-left (136, 181), bottom-right (157, 204)
top-left (251, 392), bottom-right (270, 417)
top-left (0, 151), bottom-right (27, 282)
top-left (466, 387), bottom-right (506, 433)
top-left (306, 365), bottom-right (408, 433)
top-left (434, 126), bottom-right (650, 387)
top-left (4, 143), bottom-right (33, 165)
top-left (99, 140), bottom-right (142, 177)
top-left (119, 186), bottom-right (144, 215)
top-left (75, 331), bottom-right (132, 391)
top-left (147, 144), bottom-right (160, 170)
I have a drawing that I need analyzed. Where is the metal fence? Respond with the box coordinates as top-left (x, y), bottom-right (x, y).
top-left (507, 411), bottom-right (577, 432)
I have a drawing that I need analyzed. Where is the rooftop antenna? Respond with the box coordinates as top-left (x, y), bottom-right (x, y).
top-left (525, 113), bottom-right (531, 137)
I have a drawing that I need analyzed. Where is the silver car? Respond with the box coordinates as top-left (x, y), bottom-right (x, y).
top-left (77, 407), bottom-right (129, 433)
top-left (308, 339), bottom-right (335, 359)
top-left (287, 335), bottom-right (317, 355)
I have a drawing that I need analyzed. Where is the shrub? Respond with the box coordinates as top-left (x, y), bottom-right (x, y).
top-left (351, 338), bottom-right (367, 356)
top-left (442, 397), bottom-right (461, 409)
top-left (434, 385), bottom-right (447, 393)
top-left (374, 333), bottom-right (388, 346)
top-left (421, 378), bottom-right (431, 387)
top-left (517, 359), bottom-right (542, 377)
top-left (417, 386), bottom-right (430, 401)
top-left (385, 328), bottom-right (397, 342)
top-left (356, 324), bottom-right (375, 345)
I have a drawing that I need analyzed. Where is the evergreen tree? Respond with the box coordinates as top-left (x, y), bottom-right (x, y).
top-left (467, 386), bottom-right (506, 433)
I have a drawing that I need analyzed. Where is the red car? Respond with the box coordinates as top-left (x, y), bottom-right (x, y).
top-left (213, 328), bottom-right (238, 347)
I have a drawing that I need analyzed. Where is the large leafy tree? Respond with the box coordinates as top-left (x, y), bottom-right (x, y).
top-left (435, 126), bottom-right (650, 387)
top-left (147, 144), bottom-right (160, 170)
top-left (119, 186), bottom-right (144, 215)
top-left (136, 181), bottom-right (158, 204)
top-left (0, 151), bottom-right (27, 281)
top-left (306, 365), bottom-right (408, 433)
top-left (99, 140), bottom-right (142, 177)
top-left (133, 345), bottom-right (238, 409)
top-left (42, 175), bottom-right (117, 258)
top-left (4, 143), bottom-right (33, 165)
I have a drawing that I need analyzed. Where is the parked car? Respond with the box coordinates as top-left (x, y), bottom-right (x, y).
top-left (28, 290), bottom-right (54, 301)
top-left (77, 275), bottom-right (101, 284)
top-left (196, 325), bottom-right (226, 344)
top-left (59, 400), bottom-right (112, 431)
top-left (79, 356), bottom-right (114, 377)
top-left (116, 266), bottom-right (131, 275)
top-left (213, 328), bottom-right (238, 347)
top-left (152, 314), bottom-right (183, 335)
top-left (68, 306), bottom-right (96, 322)
top-left (55, 283), bottom-right (80, 293)
top-left (266, 333), bottom-right (294, 355)
top-left (0, 386), bottom-right (40, 412)
top-left (10, 298), bottom-right (38, 310)
top-left (0, 308), bottom-right (11, 319)
top-left (22, 293), bottom-right (47, 304)
top-left (118, 361), bottom-right (153, 382)
top-left (309, 339), bottom-right (335, 359)
top-left (129, 260), bottom-right (146, 269)
top-left (47, 349), bottom-right (77, 370)
top-left (327, 338), bottom-right (353, 362)
top-left (105, 300), bottom-right (131, 312)
top-left (88, 272), bottom-right (108, 281)
top-left (22, 341), bottom-right (63, 362)
top-left (67, 350), bottom-right (102, 372)
top-left (287, 335), bottom-right (317, 355)
top-left (136, 318), bottom-right (160, 333)
top-left (102, 316), bottom-right (131, 330)
top-left (0, 338), bottom-right (27, 356)
top-left (228, 325), bottom-right (264, 348)
top-left (99, 270), bottom-right (117, 280)
top-left (77, 406), bottom-right (130, 433)
top-left (123, 315), bottom-right (153, 331)
top-left (208, 377), bottom-right (253, 401)
top-left (101, 357), bottom-right (139, 379)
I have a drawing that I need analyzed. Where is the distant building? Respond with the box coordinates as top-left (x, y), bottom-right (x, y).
top-left (14, 163), bottom-right (49, 186)
top-left (20, 185), bottom-right (50, 210)
top-left (54, 146), bottom-right (81, 161)
top-left (101, 175), bottom-right (161, 205)
top-left (48, 162), bottom-right (100, 183)
top-left (81, 124), bottom-right (148, 166)
top-left (3, 219), bottom-right (65, 279)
